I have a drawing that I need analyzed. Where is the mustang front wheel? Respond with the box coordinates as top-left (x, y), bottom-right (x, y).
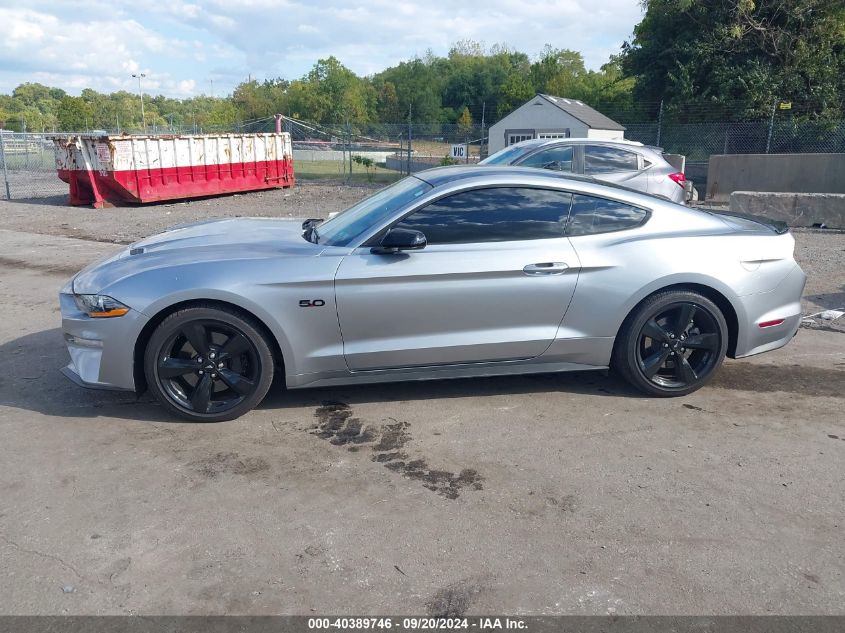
top-left (613, 290), bottom-right (728, 397)
top-left (144, 305), bottom-right (275, 421)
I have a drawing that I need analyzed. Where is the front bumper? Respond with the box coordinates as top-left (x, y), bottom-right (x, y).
top-left (60, 292), bottom-right (149, 391)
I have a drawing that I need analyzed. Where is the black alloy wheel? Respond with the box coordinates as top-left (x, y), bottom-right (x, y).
top-left (145, 305), bottom-right (275, 421)
top-left (614, 291), bottom-right (728, 397)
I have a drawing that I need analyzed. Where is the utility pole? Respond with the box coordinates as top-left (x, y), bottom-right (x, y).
top-left (765, 96), bottom-right (777, 154)
top-left (132, 73), bottom-right (147, 134)
top-left (209, 79), bottom-right (214, 98)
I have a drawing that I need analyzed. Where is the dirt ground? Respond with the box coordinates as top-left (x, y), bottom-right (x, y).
top-left (0, 185), bottom-right (368, 245)
top-left (0, 186), bottom-right (844, 615)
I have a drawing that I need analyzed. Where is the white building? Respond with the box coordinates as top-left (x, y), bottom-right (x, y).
top-left (487, 94), bottom-right (626, 154)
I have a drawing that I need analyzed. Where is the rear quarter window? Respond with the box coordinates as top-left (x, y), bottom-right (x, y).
top-left (584, 146), bottom-right (639, 173)
top-left (566, 194), bottom-right (648, 236)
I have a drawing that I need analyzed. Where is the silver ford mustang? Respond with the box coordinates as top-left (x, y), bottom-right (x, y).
top-left (60, 167), bottom-right (806, 421)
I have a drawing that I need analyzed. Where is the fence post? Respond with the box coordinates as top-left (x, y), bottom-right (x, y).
top-left (766, 97), bottom-right (777, 154)
top-left (347, 118), bottom-right (353, 182)
top-left (0, 133), bottom-right (10, 200)
top-left (480, 102), bottom-right (486, 159)
top-left (656, 100), bottom-right (664, 147)
top-left (407, 104), bottom-right (412, 175)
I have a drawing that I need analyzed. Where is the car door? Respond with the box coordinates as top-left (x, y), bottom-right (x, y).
top-left (583, 145), bottom-right (645, 189)
top-left (334, 186), bottom-right (581, 371)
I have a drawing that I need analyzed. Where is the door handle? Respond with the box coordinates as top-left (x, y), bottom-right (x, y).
top-left (523, 262), bottom-right (569, 276)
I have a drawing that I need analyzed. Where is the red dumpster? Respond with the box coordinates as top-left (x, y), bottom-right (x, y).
top-left (50, 132), bottom-right (294, 208)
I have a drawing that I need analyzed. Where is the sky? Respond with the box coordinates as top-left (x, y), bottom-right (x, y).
top-left (0, 0), bottom-right (644, 98)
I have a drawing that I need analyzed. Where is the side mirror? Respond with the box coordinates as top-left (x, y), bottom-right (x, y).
top-left (371, 228), bottom-right (427, 254)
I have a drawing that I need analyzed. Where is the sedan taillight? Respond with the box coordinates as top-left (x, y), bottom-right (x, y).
top-left (668, 172), bottom-right (686, 187)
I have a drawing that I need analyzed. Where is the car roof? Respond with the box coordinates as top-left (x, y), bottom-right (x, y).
top-left (504, 137), bottom-right (664, 155)
top-left (413, 165), bottom-right (676, 204)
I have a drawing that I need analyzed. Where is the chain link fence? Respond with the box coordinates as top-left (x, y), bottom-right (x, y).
top-left (2, 115), bottom-right (844, 201)
top-left (276, 118), bottom-right (485, 184)
top-left (623, 118), bottom-right (845, 192)
top-left (0, 132), bottom-right (67, 200)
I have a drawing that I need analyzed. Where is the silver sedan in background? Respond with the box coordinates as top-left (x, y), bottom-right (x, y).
top-left (60, 167), bottom-right (805, 421)
top-left (481, 138), bottom-right (689, 203)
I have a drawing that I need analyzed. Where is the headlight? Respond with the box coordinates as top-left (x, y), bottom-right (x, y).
top-left (73, 294), bottom-right (130, 318)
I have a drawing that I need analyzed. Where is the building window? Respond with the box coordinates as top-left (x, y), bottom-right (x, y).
top-left (507, 133), bottom-right (534, 146)
top-left (537, 132), bottom-right (568, 140)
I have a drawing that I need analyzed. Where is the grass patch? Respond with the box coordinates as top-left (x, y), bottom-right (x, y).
top-left (1, 150), bottom-right (55, 170)
top-left (293, 159), bottom-right (403, 184)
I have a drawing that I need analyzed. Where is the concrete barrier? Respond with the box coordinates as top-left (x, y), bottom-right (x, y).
top-left (707, 153), bottom-right (845, 201)
top-left (292, 149), bottom-right (392, 162)
top-left (730, 191), bottom-right (845, 229)
top-left (384, 156), bottom-right (479, 173)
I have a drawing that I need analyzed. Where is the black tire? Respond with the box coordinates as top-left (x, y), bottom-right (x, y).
top-left (144, 304), bottom-right (275, 422)
top-left (612, 290), bottom-right (728, 397)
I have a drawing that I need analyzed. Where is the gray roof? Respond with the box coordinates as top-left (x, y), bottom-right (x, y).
top-left (536, 94), bottom-right (626, 131)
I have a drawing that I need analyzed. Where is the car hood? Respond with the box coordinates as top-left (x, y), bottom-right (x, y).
top-left (72, 217), bottom-right (321, 294)
top-left (133, 217), bottom-right (309, 251)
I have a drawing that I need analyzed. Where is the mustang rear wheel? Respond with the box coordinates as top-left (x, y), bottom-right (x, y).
top-left (613, 291), bottom-right (728, 397)
top-left (144, 305), bottom-right (274, 421)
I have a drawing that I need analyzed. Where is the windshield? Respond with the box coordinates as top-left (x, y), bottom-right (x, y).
top-left (479, 144), bottom-right (532, 165)
top-left (315, 176), bottom-right (432, 247)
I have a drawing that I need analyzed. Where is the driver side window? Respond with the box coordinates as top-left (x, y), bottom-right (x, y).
top-left (394, 187), bottom-right (573, 245)
top-left (519, 146), bottom-right (574, 172)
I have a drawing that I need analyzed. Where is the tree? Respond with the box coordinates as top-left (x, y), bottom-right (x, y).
top-left (57, 96), bottom-right (93, 131)
top-left (622, 0), bottom-right (845, 120)
top-left (375, 58), bottom-right (442, 122)
top-left (374, 80), bottom-right (402, 122)
top-left (497, 72), bottom-right (534, 118)
top-left (457, 106), bottom-right (474, 137)
top-left (294, 57), bottom-right (374, 123)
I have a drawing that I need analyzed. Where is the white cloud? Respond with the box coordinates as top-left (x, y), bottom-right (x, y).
top-left (0, 0), bottom-right (643, 97)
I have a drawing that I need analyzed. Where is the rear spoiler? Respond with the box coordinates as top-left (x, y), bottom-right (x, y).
top-left (711, 211), bottom-right (790, 235)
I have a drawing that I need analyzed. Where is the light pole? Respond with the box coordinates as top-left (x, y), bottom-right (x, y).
top-left (132, 73), bottom-right (147, 134)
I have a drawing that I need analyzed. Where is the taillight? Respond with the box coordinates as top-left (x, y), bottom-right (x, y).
top-left (668, 172), bottom-right (686, 187)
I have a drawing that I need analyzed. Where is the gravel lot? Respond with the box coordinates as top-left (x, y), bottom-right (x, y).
top-left (0, 185), bottom-right (368, 245)
top-left (0, 186), bottom-right (843, 615)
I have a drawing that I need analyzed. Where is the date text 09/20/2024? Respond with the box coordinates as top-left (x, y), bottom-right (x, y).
top-left (307, 617), bottom-right (527, 630)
